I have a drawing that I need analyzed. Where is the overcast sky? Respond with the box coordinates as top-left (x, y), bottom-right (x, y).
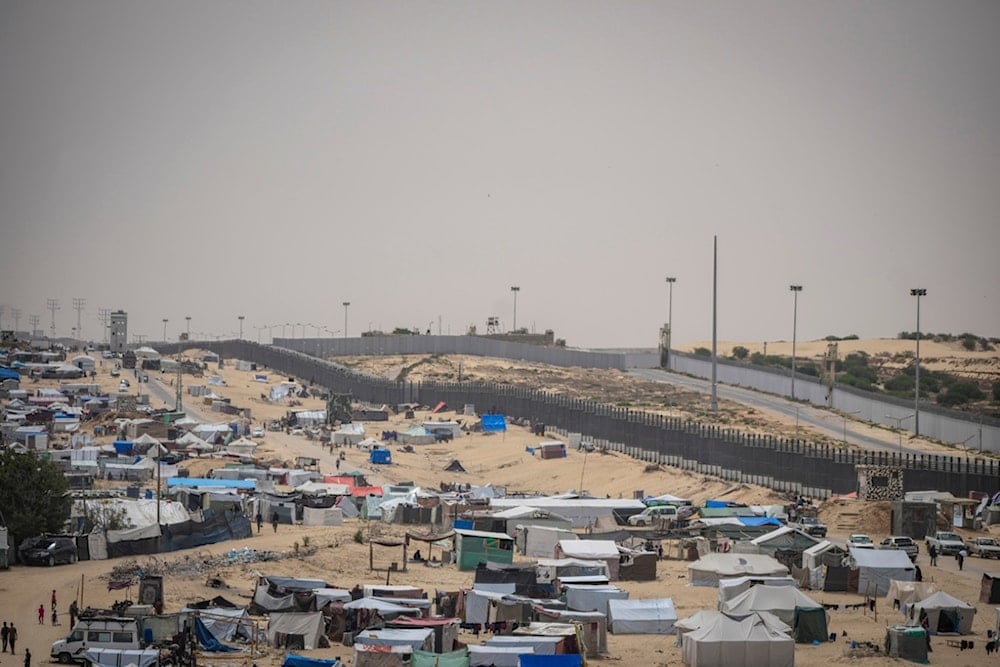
top-left (1, 1), bottom-right (998, 349)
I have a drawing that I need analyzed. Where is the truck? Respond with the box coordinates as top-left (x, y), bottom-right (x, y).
top-left (965, 536), bottom-right (1000, 559)
top-left (926, 531), bottom-right (965, 556)
top-left (51, 616), bottom-right (142, 663)
top-left (795, 516), bottom-right (828, 538)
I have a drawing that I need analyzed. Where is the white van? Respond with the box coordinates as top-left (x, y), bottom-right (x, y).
top-left (627, 505), bottom-right (678, 527)
top-left (51, 617), bottom-right (141, 663)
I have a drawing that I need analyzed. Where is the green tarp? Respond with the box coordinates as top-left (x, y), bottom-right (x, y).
top-left (410, 647), bottom-right (469, 667)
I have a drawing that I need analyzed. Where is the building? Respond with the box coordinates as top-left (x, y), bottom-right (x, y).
top-left (110, 310), bottom-right (128, 353)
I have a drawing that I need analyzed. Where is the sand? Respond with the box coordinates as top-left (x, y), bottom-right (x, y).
top-left (3, 347), bottom-right (999, 666)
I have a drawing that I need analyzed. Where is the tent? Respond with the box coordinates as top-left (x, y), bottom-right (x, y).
top-left (411, 648), bottom-right (470, 667)
top-left (885, 625), bottom-right (928, 662)
top-left (555, 540), bottom-right (620, 581)
top-left (607, 598), bottom-right (677, 634)
top-left (517, 657), bottom-right (582, 667)
top-left (849, 547), bottom-right (914, 596)
top-left (791, 606), bottom-right (828, 644)
top-left (83, 648), bottom-right (160, 667)
top-left (981, 573), bottom-right (1000, 603)
top-left (886, 580), bottom-right (939, 610)
top-left (721, 584), bottom-right (823, 626)
top-left (688, 554), bottom-right (789, 587)
top-left (682, 612), bottom-right (794, 667)
top-left (467, 644), bottom-right (530, 667)
top-left (181, 606), bottom-right (251, 641)
top-left (353, 628), bottom-right (434, 652)
top-left (266, 612), bottom-right (324, 650)
top-left (717, 577), bottom-right (797, 608)
top-left (564, 584), bottom-right (628, 616)
top-left (906, 591), bottom-right (976, 635)
top-left (675, 611), bottom-right (790, 643)
top-left (802, 540), bottom-right (848, 570)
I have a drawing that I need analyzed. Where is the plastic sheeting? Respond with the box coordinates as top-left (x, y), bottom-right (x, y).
top-left (607, 598), bottom-right (677, 634)
top-left (83, 648), bottom-right (160, 667)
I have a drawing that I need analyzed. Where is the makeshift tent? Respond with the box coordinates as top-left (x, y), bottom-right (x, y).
top-left (485, 636), bottom-right (562, 655)
top-left (885, 625), bottom-right (928, 662)
top-left (370, 449), bottom-right (392, 465)
top-left (607, 598), bottom-right (677, 634)
top-left (83, 648), bottom-right (160, 667)
top-left (717, 577), bottom-right (798, 608)
top-left (267, 612), bottom-right (325, 650)
top-left (675, 611), bottom-right (790, 644)
top-left (453, 529), bottom-right (515, 570)
top-left (518, 525), bottom-right (577, 558)
top-left (886, 580), bottom-right (939, 610)
top-left (194, 617), bottom-right (238, 652)
top-left (564, 585), bottom-right (628, 616)
top-left (750, 526), bottom-right (820, 555)
top-left (282, 655), bottom-right (341, 667)
top-left (981, 573), bottom-right (1000, 603)
top-left (555, 540), bottom-right (620, 581)
top-left (906, 591), bottom-right (976, 635)
top-left (791, 606), bottom-right (828, 644)
top-left (533, 608), bottom-right (607, 656)
top-left (353, 628), bottom-right (434, 652)
top-left (688, 554), bottom-right (789, 587)
top-left (849, 547), bottom-right (914, 596)
top-left (481, 415), bottom-right (506, 432)
top-left (682, 612), bottom-right (794, 667)
top-left (181, 606), bottom-right (251, 641)
top-left (467, 644), bottom-right (529, 667)
top-left (410, 647), bottom-right (469, 667)
top-left (517, 657), bottom-right (582, 667)
top-left (343, 598), bottom-right (422, 620)
top-left (721, 584), bottom-right (823, 626)
top-left (444, 460), bottom-right (466, 473)
top-left (802, 540), bottom-right (848, 570)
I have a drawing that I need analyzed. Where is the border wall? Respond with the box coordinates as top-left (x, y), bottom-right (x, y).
top-left (162, 340), bottom-right (1000, 500)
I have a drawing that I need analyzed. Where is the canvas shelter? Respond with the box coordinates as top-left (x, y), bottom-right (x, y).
top-left (721, 584), bottom-right (823, 626)
top-left (353, 628), bottom-right (434, 652)
top-left (675, 611), bottom-right (790, 645)
top-left (981, 573), bottom-right (1000, 603)
top-left (802, 540), bottom-right (848, 570)
top-left (750, 526), bottom-right (820, 556)
top-left (906, 591), bottom-right (976, 634)
top-left (607, 598), bottom-right (677, 634)
top-left (555, 540), bottom-right (620, 581)
top-left (849, 547), bottom-right (914, 596)
top-left (688, 553), bottom-right (789, 587)
top-left (885, 625), bottom-right (928, 662)
top-left (453, 528), bottom-right (515, 570)
top-left (266, 612), bottom-right (324, 650)
top-left (886, 580), bottom-right (939, 611)
top-left (717, 576), bottom-right (798, 608)
top-left (467, 644), bottom-right (530, 667)
top-left (681, 612), bottom-right (794, 667)
top-left (533, 608), bottom-right (607, 656)
top-left (564, 584), bottom-right (628, 616)
top-left (516, 525), bottom-right (577, 557)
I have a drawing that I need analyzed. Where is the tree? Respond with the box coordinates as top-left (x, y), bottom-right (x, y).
top-left (0, 450), bottom-right (73, 548)
top-left (693, 347), bottom-right (712, 357)
top-left (731, 346), bottom-right (749, 361)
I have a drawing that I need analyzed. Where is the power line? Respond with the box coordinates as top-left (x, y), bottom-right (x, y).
top-left (97, 308), bottom-right (111, 344)
top-left (72, 297), bottom-right (86, 340)
top-left (46, 298), bottom-right (60, 337)
top-left (11, 308), bottom-right (21, 333)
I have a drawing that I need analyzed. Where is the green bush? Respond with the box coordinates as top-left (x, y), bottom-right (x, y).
top-left (693, 347), bottom-right (712, 357)
top-left (937, 381), bottom-right (985, 406)
top-left (731, 346), bottom-right (749, 360)
top-left (962, 337), bottom-right (977, 351)
top-left (885, 374), bottom-right (915, 392)
top-left (840, 374), bottom-right (875, 391)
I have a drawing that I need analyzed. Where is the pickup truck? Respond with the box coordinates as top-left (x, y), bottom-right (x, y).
top-left (796, 516), bottom-right (828, 538)
top-left (880, 536), bottom-right (919, 560)
top-left (965, 537), bottom-right (1000, 559)
top-left (926, 531), bottom-right (965, 556)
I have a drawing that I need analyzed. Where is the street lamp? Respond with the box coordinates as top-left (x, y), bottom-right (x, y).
top-left (185, 316), bottom-right (191, 338)
top-left (789, 285), bottom-right (803, 400)
top-left (238, 315), bottom-right (245, 340)
top-left (342, 302), bottom-right (350, 338)
top-left (910, 288), bottom-right (927, 436)
top-left (665, 277), bottom-right (676, 368)
top-left (510, 286), bottom-right (520, 333)
top-left (162, 318), bottom-right (168, 343)
top-left (885, 413), bottom-right (914, 454)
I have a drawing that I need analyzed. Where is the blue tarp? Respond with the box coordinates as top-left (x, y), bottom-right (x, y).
top-left (282, 654), bottom-right (340, 667)
top-left (194, 617), bottom-right (238, 652)
top-left (737, 517), bottom-right (783, 526)
top-left (370, 449), bottom-right (392, 465)
top-left (166, 477), bottom-right (257, 489)
top-left (517, 655), bottom-right (582, 667)
top-left (705, 500), bottom-right (743, 508)
top-left (113, 441), bottom-right (134, 455)
top-left (0, 367), bottom-right (20, 381)
top-left (481, 414), bottom-right (507, 432)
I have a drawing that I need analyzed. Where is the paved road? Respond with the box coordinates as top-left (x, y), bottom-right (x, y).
top-left (629, 367), bottom-right (928, 456)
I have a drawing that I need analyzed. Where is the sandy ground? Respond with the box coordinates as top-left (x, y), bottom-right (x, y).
top-left (3, 348), bottom-right (999, 666)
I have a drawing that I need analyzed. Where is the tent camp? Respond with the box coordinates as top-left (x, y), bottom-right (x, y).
top-left (802, 541), bottom-right (848, 570)
top-left (849, 547), bottom-right (914, 596)
top-left (607, 598), bottom-right (677, 634)
top-left (266, 612), bottom-right (324, 650)
top-left (721, 585), bottom-right (824, 628)
top-left (681, 612), bottom-right (794, 667)
top-left (906, 591), bottom-right (976, 635)
top-left (517, 524), bottom-right (577, 558)
top-left (689, 554), bottom-right (789, 587)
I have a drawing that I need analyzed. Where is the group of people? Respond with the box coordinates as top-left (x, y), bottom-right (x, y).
top-left (1, 621), bottom-right (28, 667)
top-left (926, 543), bottom-right (969, 570)
top-left (255, 511), bottom-right (281, 533)
top-left (37, 590), bottom-right (62, 626)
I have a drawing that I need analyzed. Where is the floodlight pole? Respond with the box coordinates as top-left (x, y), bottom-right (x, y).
top-left (343, 302), bottom-right (350, 338)
top-left (910, 288), bottom-right (926, 436)
top-left (665, 277), bottom-right (676, 369)
top-left (510, 286), bottom-right (520, 333)
top-left (789, 285), bottom-right (802, 400)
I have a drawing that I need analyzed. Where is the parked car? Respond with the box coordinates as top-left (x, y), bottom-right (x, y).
top-left (848, 534), bottom-right (876, 549)
top-left (19, 536), bottom-right (78, 566)
top-left (51, 617), bottom-right (141, 663)
top-left (926, 531), bottom-right (965, 556)
top-left (627, 505), bottom-right (678, 527)
top-left (250, 427), bottom-right (265, 438)
top-left (965, 536), bottom-right (1000, 559)
top-left (880, 535), bottom-right (919, 560)
top-left (796, 516), bottom-right (828, 538)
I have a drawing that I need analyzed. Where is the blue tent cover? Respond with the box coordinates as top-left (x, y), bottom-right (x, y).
top-left (194, 617), bottom-right (238, 652)
top-left (481, 414), bottom-right (507, 432)
top-left (282, 654), bottom-right (340, 667)
top-left (518, 655), bottom-right (583, 667)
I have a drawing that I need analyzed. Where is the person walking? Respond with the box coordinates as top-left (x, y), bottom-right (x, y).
top-left (51, 590), bottom-right (57, 612)
top-left (51, 606), bottom-right (59, 626)
top-left (24, 648), bottom-right (30, 667)
top-left (2, 620), bottom-right (9, 652)
top-left (255, 511), bottom-right (263, 534)
top-left (37, 604), bottom-right (44, 625)
top-left (928, 544), bottom-right (938, 566)
top-left (8, 623), bottom-right (16, 654)
top-left (69, 600), bottom-right (78, 628)
top-left (271, 511), bottom-right (279, 533)
top-left (957, 547), bottom-right (967, 571)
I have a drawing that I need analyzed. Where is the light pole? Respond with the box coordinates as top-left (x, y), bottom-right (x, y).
top-left (162, 318), bottom-right (168, 343)
top-left (185, 316), bottom-right (191, 339)
top-left (665, 277), bottom-right (676, 369)
top-left (342, 302), bottom-right (350, 338)
top-left (238, 315), bottom-right (245, 340)
top-left (510, 286), bottom-right (520, 333)
top-left (885, 413), bottom-right (914, 454)
top-left (910, 288), bottom-right (926, 436)
top-left (789, 285), bottom-right (803, 400)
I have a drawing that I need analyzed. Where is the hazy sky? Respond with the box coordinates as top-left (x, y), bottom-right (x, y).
top-left (2, 1), bottom-right (998, 349)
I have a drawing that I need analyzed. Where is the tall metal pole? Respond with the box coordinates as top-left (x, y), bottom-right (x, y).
top-left (342, 302), bottom-right (350, 338)
top-left (46, 298), bottom-right (60, 337)
top-left (911, 288), bottom-right (926, 436)
top-left (711, 236), bottom-right (718, 412)
top-left (162, 318), bottom-right (168, 343)
top-left (789, 285), bottom-right (802, 400)
top-left (72, 297), bottom-right (85, 340)
top-left (510, 286), bottom-right (520, 333)
top-left (185, 316), bottom-right (191, 338)
top-left (238, 315), bottom-right (245, 340)
top-left (665, 277), bottom-right (676, 369)
top-left (11, 307), bottom-right (21, 334)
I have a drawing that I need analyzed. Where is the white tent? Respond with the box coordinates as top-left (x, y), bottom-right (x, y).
top-left (266, 612), bottom-right (324, 650)
top-left (607, 597), bottom-right (677, 634)
top-left (682, 612), bottom-right (795, 667)
top-left (564, 584), bottom-right (628, 616)
top-left (721, 585), bottom-right (822, 625)
top-left (802, 540), bottom-right (848, 570)
top-left (886, 580), bottom-right (939, 610)
top-left (906, 591), bottom-right (976, 635)
top-left (849, 547), bottom-right (914, 596)
top-left (83, 648), bottom-right (160, 667)
top-left (353, 628), bottom-right (434, 652)
top-left (689, 554), bottom-right (789, 587)
top-left (718, 576), bottom-right (798, 608)
top-left (556, 539), bottom-right (621, 580)
top-left (676, 610), bottom-right (790, 640)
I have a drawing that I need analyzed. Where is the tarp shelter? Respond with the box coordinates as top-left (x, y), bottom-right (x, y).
top-left (518, 525), bottom-right (577, 558)
top-left (517, 657), bottom-right (582, 667)
top-left (887, 580), bottom-right (939, 610)
top-left (802, 541), bottom-right (848, 570)
top-left (607, 598), bottom-right (677, 634)
top-left (282, 655), bottom-right (341, 667)
top-left (485, 636), bottom-right (562, 655)
top-left (83, 648), bottom-right (160, 667)
top-left (555, 540), bottom-right (620, 581)
top-left (181, 606), bottom-right (251, 641)
top-left (467, 644), bottom-right (530, 667)
top-left (849, 547), bottom-right (914, 596)
top-left (791, 606), bottom-right (828, 644)
top-left (353, 628), bottom-right (434, 652)
top-left (343, 598), bottom-right (423, 620)
top-left (717, 577), bottom-right (798, 608)
top-left (267, 612), bottom-right (324, 650)
top-left (370, 449), bottom-right (392, 465)
top-left (906, 591), bottom-right (976, 634)
top-left (564, 584), bottom-right (628, 616)
top-left (453, 529), bottom-right (514, 570)
top-left (681, 612), bottom-right (794, 667)
top-left (750, 526), bottom-right (820, 556)
top-left (410, 648), bottom-right (469, 667)
top-left (688, 554), bottom-right (789, 587)
top-left (885, 625), bottom-right (928, 662)
top-left (533, 608), bottom-right (607, 656)
top-left (675, 611), bottom-right (790, 643)
top-left (721, 584), bottom-right (823, 626)
top-left (481, 414), bottom-right (507, 432)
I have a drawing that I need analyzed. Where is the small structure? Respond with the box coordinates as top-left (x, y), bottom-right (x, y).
top-left (453, 529), bottom-right (514, 571)
top-left (885, 625), bottom-right (928, 662)
top-left (980, 573), bottom-right (1000, 603)
top-left (856, 464), bottom-right (904, 501)
top-left (537, 441), bottom-right (567, 459)
top-left (607, 598), bottom-right (677, 634)
top-left (688, 554), bottom-right (789, 588)
top-left (801, 540), bottom-right (848, 570)
top-left (370, 448), bottom-right (392, 465)
top-left (266, 612), bottom-right (324, 650)
top-left (906, 591), bottom-right (976, 635)
top-left (555, 540), bottom-right (621, 581)
top-left (721, 584), bottom-right (823, 626)
top-left (849, 547), bottom-right (914, 596)
top-left (681, 612), bottom-right (794, 667)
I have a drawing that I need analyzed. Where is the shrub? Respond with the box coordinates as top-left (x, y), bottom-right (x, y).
top-left (937, 381), bottom-right (985, 406)
top-left (839, 374), bottom-right (875, 391)
top-left (732, 346), bottom-right (749, 360)
top-left (884, 374), bottom-right (915, 393)
top-left (693, 347), bottom-right (712, 357)
top-left (962, 337), bottom-right (977, 351)
top-left (354, 529), bottom-right (364, 544)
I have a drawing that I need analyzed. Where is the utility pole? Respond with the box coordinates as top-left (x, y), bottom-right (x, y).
top-left (342, 302), bottom-right (350, 338)
top-left (72, 297), bottom-right (86, 341)
top-left (97, 308), bottom-right (111, 344)
top-left (162, 319), bottom-right (169, 343)
top-left (789, 285), bottom-right (803, 400)
top-left (11, 307), bottom-right (21, 333)
top-left (910, 288), bottom-right (927, 436)
top-left (238, 315), bottom-right (245, 340)
top-left (710, 236), bottom-right (718, 412)
top-left (46, 298), bottom-right (60, 337)
top-left (0, 305), bottom-right (5, 330)
top-left (28, 314), bottom-right (40, 337)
